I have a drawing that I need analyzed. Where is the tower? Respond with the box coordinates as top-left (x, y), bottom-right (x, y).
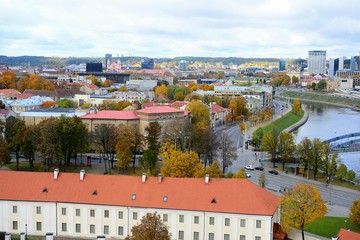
top-left (105, 54), bottom-right (112, 70)
top-left (308, 50), bottom-right (326, 75)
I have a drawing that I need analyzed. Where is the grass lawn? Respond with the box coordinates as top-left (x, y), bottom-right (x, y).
top-left (5, 161), bottom-right (44, 172)
top-left (305, 217), bottom-right (360, 238)
top-left (262, 109), bottom-right (304, 134)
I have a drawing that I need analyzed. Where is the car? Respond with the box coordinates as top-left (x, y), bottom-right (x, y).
top-left (268, 170), bottom-right (279, 175)
top-left (244, 165), bottom-right (254, 170)
top-left (245, 172), bottom-right (251, 178)
top-left (255, 166), bottom-right (264, 171)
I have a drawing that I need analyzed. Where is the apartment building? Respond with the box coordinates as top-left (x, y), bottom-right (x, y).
top-left (0, 170), bottom-right (281, 240)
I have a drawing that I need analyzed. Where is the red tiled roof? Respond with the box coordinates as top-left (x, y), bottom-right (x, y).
top-left (13, 93), bottom-right (33, 99)
top-left (0, 89), bottom-right (21, 95)
top-left (337, 228), bottom-right (360, 240)
top-left (142, 102), bottom-right (157, 108)
top-left (136, 106), bottom-right (184, 114)
top-left (80, 110), bottom-right (139, 120)
top-left (0, 109), bottom-right (10, 117)
top-left (211, 103), bottom-right (228, 113)
top-left (0, 171), bottom-right (280, 216)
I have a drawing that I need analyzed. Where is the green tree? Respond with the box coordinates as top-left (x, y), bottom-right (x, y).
top-left (335, 163), bottom-right (348, 180)
top-left (278, 131), bottom-right (296, 170)
top-left (317, 80), bottom-right (327, 91)
top-left (21, 125), bottom-right (38, 169)
top-left (281, 184), bottom-right (327, 240)
top-left (125, 212), bottom-right (171, 240)
top-left (0, 137), bottom-right (10, 164)
top-left (58, 98), bottom-right (77, 108)
top-left (140, 122), bottom-right (162, 174)
top-left (260, 129), bottom-right (279, 167)
top-left (321, 143), bottom-right (340, 183)
top-left (310, 138), bottom-right (323, 180)
top-left (252, 127), bottom-right (264, 149)
top-left (296, 137), bottom-right (313, 177)
top-left (346, 170), bottom-right (356, 181)
top-left (5, 117), bottom-right (26, 171)
top-left (350, 198), bottom-right (360, 224)
top-left (291, 75), bottom-right (299, 85)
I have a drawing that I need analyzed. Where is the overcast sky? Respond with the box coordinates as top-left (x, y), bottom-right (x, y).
top-left (1, 0), bottom-right (360, 59)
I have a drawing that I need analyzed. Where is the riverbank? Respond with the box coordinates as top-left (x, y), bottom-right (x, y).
top-left (277, 91), bottom-right (360, 111)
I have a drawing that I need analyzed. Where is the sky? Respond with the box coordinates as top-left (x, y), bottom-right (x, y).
top-left (1, 0), bottom-right (360, 59)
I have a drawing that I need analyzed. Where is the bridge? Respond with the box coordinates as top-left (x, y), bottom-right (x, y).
top-left (323, 132), bottom-right (360, 153)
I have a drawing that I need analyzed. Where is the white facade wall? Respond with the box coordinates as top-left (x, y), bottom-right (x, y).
top-left (308, 50), bottom-right (327, 75)
top-left (1, 200), bottom-right (277, 240)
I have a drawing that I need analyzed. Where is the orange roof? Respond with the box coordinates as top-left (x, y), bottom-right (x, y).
top-left (80, 110), bottom-right (139, 120)
top-left (136, 106), bottom-right (184, 115)
top-left (211, 103), bottom-right (229, 113)
top-left (0, 171), bottom-right (280, 216)
top-left (0, 89), bottom-right (21, 95)
top-left (337, 228), bottom-right (360, 240)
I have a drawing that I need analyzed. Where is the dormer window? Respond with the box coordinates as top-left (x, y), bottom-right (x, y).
top-left (42, 187), bottom-right (48, 193)
top-left (211, 198), bottom-right (216, 204)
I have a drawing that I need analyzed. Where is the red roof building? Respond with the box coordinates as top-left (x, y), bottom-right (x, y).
top-left (336, 228), bottom-right (360, 240)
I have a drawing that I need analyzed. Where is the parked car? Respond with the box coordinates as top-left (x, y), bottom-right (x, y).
top-left (268, 170), bottom-right (279, 175)
top-left (255, 166), bottom-right (264, 171)
top-left (246, 172), bottom-right (251, 178)
top-left (244, 165), bottom-right (254, 170)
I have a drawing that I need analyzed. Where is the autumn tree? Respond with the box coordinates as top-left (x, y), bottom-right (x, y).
top-left (5, 117), bottom-right (26, 171)
top-left (0, 71), bottom-right (16, 89)
top-left (281, 184), bottom-right (327, 240)
top-left (125, 212), bottom-right (171, 240)
top-left (228, 96), bottom-right (248, 119)
top-left (42, 101), bottom-right (56, 108)
top-left (218, 133), bottom-right (237, 173)
top-left (102, 79), bottom-right (113, 88)
top-left (350, 198), bottom-right (360, 224)
top-left (160, 144), bottom-right (203, 178)
top-left (28, 74), bottom-right (55, 90)
top-left (58, 99), bottom-right (76, 108)
top-left (321, 143), bottom-right (340, 183)
top-left (118, 85), bottom-right (128, 92)
top-left (155, 84), bottom-right (167, 97)
top-left (196, 161), bottom-right (224, 178)
top-left (292, 99), bottom-right (302, 114)
top-left (115, 126), bottom-right (134, 172)
top-left (310, 138), bottom-right (323, 180)
top-left (296, 137), bottom-right (313, 176)
top-left (233, 168), bottom-right (247, 178)
top-left (185, 100), bottom-right (210, 127)
top-left (260, 129), bottom-right (279, 167)
top-left (277, 131), bottom-right (296, 170)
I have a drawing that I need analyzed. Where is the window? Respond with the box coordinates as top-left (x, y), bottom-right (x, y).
top-left (255, 237), bottom-right (261, 240)
top-left (209, 233), bottom-right (214, 240)
top-left (90, 224), bottom-right (95, 234)
top-left (90, 209), bottom-right (95, 217)
top-left (36, 222), bottom-right (42, 231)
top-left (12, 221), bottom-right (18, 230)
top-left (194, 216), bottom-right (199, 224)
top-left (104, 210), bottom-right (109, 218)
top-left (240, 235), bottom-right (246, 240)
top-left (62, 223), bottom-right (67, 232)
top-left (178, 230), bottom-right (184, 240)
top-left (256, 220), bottom-right (261, 228)
top-left (179, 215), bottom-right (184, 223)
top-left (118, 211), bottom-right (123, 219)
top-left (75, 224), bottom-right (81, 233)
top-left (225, 218), bottom-right (230, 226)
top-left (163, 214), bottom-right (168, 222)
top-left (62, 208), bottom-right (66, 216)
top-left (104, 225), bottom-right (109, 235)
top-left (194, 232), bottom-right (199, 240)
top-left (12, 206), bottom-right (17, 214)
top-left (118, 226), bottom-right (124, 236)
top-left (224, 234), bottom-right (230, 240)
top-left (133, 212), bottom-right (138, 220)
top-left (240, 219), bottom-right (246, 227)
top-left (209, 217), bottom-right (214, 225)
top-left (36, 206), bottom-right (41, 214)
top-left (131, 194), bottom-right (136, 200)
top-left (76, 209), bottom-right (80, 217)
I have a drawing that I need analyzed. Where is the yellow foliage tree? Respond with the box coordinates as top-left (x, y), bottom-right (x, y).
top-left (160, 144), bottom-right (203, 178)
top-left (185, 100), bottom-right (210, 127)
top-left (115, 126), bottom-right (134, 171)
top-left (233, 168), bottom-right (247, 178)
top-left (0, 71), bottom-right (16, 89)
top-left (350, 198), bottom-right (360, 224)
top-left (292, 99), bottom-right (302, 114)
top-left (199, 162), bottom-right (224, 178)
top-left (155, 84), bottom-right (167, 97)
top-left (281, 184), bottom-right (327, 240)
top-left (119, 86), bottom-right (128, 92)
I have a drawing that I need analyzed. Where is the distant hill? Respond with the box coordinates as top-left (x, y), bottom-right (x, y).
top-left (0, 55), bottom-right (285, 68)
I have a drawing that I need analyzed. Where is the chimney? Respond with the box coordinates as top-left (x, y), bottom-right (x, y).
top-left (80, 169), bottom-right (85, 181)
top-left (205, 174), bottom-right (210, 183)
top-left (54, 168), bottom-right (59, 180)
top-left (141, 173), bottom-right (146, 183)
top-left (158, 173), bottom-right (162, 183)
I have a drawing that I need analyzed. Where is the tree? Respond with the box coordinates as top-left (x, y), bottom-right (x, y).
top-left (218, 133), bottom-right (237, 173)
top-left (258, 172), bottom-right (266, 188)
top-left (125, 212), bottom-right (171, 240)
top-left (281, 184), bottom-right (327, 240)
top-left (277, 131), bottom-right (296, 170)
top-left (58, 99), bottom-right (76, 108)
top-left (350, 198), bottom-right (360, 224)
top-left (141, 122), bottom-right (161, 174)
top-left (185, 100), bottom-right (210, 127)
top-left (291, 75), bottom-right (299, 85)
top-left (317, 80), bottom-right (327, 91)
top-left (21, 125), bottom-right (38, 169)
top-left (228, 96), bottom-right (248, 119)
top-left (260, 129), bottom-right (279, 167)
top-left (346, 170), bottom-right (356, 181)
top-left (292, 99), bottom-right (302, 114)
top-left (0, 71), bottom-right (16, 89)
top-left (233, 169), bottom-right (247, 178)
top-left (0, 137), bottom-right (10, 164)
top-left (160, 144), bottom-right (203, 178)
top-left (155, 84), bottom-right (167, 97)
top-left (118, 85), bottom-right (128, 92)
top-left (310, 138), bottom-right (323, 180)
top-left (252, 127), bottom-right (264, 149)
top-left (5, 117), bottom-right (26, 171)
top-left (203, 161), bottom-right (224, 178)
top-left (321, 143), bottom-right (340, 183)
top-left (115, 126), bottom-right (134, 172)
top-left (335, 163), bottom-right (348, 180)
top-left (42, 101), bottom-right (56, 108)
top-left (296, 137), bottom-right (312, 176)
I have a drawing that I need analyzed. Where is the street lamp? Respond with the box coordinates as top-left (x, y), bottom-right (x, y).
top-left (25, 224), bottom-right (27, 240)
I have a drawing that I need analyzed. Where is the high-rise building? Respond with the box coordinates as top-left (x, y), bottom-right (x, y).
top-left (278, 60), bottom-right (286, 71)
top-left (350, 56), bottom-right (357, 71)
top-left (179, 60), bottom-right (187, 71)
top-left (308, 50), bottom-right (326, 75)
top-left (86, 63), bottom-right (103, 72)
top-left (328, 58), bottom-right (339, 78)
top-left (141, 58), bottom-right (155, 69)
top-left (105, 54), bottom-right (112, 69)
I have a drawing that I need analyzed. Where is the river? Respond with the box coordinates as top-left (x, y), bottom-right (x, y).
top-left (292, 103), bottom-right (360, 179)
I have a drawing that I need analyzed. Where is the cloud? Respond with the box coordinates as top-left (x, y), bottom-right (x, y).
top-left (1, 0), bottom-right (360, 58)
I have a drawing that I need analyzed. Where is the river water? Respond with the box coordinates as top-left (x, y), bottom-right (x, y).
top-left (292, 103), bottom-right (360, 179)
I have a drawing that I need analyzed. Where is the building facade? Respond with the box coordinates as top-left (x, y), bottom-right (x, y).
top-left (0, 171), bottom-right (281, 240)
top-left (308, 50), bottom-right (326, 75)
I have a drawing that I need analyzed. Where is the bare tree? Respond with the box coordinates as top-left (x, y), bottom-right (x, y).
top-left (218, 133), bottom-right (237, 173)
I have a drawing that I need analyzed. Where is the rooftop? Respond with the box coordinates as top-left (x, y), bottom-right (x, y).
top-left (0, 171), bottom-right (280, 216)
top-left (136, 105), bottom-right (184, 115)
top-left (80, 110), bottom-right (139, 120)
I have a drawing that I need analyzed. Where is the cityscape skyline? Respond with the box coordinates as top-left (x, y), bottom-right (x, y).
top-left (1, 0), bottom-right (360, 58)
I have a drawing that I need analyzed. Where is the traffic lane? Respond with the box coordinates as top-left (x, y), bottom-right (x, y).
top-left (247, 170), bottom-right (359, 208)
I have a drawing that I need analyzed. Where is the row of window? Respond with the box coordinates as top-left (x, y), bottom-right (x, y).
top-left (13, 221), bottom-right (42, 231)
top-left (61, 223), bottom-right (124, 236)
top-left (178, 231), bottom-right (262, 240)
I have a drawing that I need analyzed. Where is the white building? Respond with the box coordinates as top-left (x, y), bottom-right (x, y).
top-left (308, 50), bottom-right (327, 75)
top-left (0, 171), bottom-right (281, 240)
